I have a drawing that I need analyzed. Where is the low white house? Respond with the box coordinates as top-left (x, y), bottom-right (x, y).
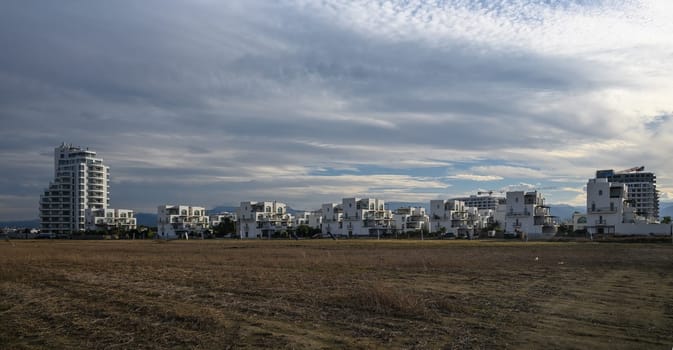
top-left (237, 201), bottom-right (293, 239)
top-left (572, 212), bottom-right (588, 232)
top-left (85, 208), bottom-right (136, 231)
top-left (586, 177), bottom-right (670, 236)
top-left (504, 191), bottom-right (557, 239)
top-left (157, 205), bottom-right (209, 239)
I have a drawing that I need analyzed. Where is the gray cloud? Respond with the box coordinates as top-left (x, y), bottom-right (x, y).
top-left (1, 0), bottom-right (672, 219)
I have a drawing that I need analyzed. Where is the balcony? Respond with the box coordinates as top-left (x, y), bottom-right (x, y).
top-left (588, 207), bottom-right (617, 214)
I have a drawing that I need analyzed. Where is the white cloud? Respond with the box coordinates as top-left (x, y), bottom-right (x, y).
top-left (469, 165), bottom-right (547, 179)
top-left (446, 174), bottom-right (504, 182)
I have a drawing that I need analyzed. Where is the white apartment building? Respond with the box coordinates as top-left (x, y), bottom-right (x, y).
top-left (454, 194), bottom-right (504, 210)
top-left (429, 199), bottom-right (480, 238)
top-left (157, 205), bottom-right (209, 239)
top-left (586, 177), bottom-right (669, 236)
top-left (341, 198), bottom-right (393, 237)
top-left (392, 207), bottom-right (429, 233)
top-left (504, 191), bottom-right (557, 239)
top-left (84, 208), bottom-right (136, 231)
top-left (237, 201), bottom-right (293, 239)
top-left (321, 203), bottom-right (344, 237)
top-left (40, 143), bottom-right (110, 234)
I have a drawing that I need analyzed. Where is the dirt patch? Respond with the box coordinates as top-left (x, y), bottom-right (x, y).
top-left (1, 240), bottom-right (672, 349)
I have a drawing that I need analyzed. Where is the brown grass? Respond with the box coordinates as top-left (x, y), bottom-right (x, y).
top-left (1, 240), bottom-right (672, 349)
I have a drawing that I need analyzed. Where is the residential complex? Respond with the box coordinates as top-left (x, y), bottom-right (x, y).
top-left (36, 145), bottom-right (669, 239)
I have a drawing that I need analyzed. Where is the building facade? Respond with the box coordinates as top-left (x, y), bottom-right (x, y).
top-left (40, 143), bottom-right (110, 234)
top-left (157, 205), bottom-right (209, 239)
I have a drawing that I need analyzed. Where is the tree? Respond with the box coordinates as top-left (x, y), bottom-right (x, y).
top-left (213, 218), bottom-right (236, 237)
top-left (295, 225), bottom-right (312, 238)
top-left (662, 216), bottom-right (671, 224)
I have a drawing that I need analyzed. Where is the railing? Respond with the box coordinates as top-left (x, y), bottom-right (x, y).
top-left (507, 211), bottom-right (530, 217)
top-left (588, 207), bottom-right (616, 213)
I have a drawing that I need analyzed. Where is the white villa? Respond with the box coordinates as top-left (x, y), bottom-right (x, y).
top-left (429, 199), bottom-right (480, 238)
top-left (504, 191), bottom-right (557, 239)
top-left (237, 201), bottom-right (294, 239)
top-left (341, 198), bottom-right (393, 237)
top-left (85, 208), bottom-right (136, 232)
top-left (157, 205), bottom-right (209, 239)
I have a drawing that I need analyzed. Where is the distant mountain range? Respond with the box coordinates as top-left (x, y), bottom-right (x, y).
top-left (4, 202), bottom-right (673, 229)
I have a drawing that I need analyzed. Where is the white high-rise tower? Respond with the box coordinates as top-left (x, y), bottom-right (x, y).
top-left (39, 143), bottom-right (110, 234)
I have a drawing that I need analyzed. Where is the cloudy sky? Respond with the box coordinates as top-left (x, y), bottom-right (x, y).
top-left (1, 0), bottom-right (672, 220)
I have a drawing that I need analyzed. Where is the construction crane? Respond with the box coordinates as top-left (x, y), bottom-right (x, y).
top-left (615, 166), bottom-right (645, 174)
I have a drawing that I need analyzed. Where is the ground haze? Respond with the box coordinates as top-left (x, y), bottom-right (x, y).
top-left (1, 240), bottom-right (672, 349)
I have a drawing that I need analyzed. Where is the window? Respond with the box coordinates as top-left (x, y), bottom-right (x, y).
top-left (598, 190), bottom-right (603, 196)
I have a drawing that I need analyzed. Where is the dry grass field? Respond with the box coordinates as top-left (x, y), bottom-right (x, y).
top-left (1, 239), bottom-right (672, 349)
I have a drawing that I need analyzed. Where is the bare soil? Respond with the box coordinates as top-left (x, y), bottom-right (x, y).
top-left (1, 240), bottom-right (672, 349)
